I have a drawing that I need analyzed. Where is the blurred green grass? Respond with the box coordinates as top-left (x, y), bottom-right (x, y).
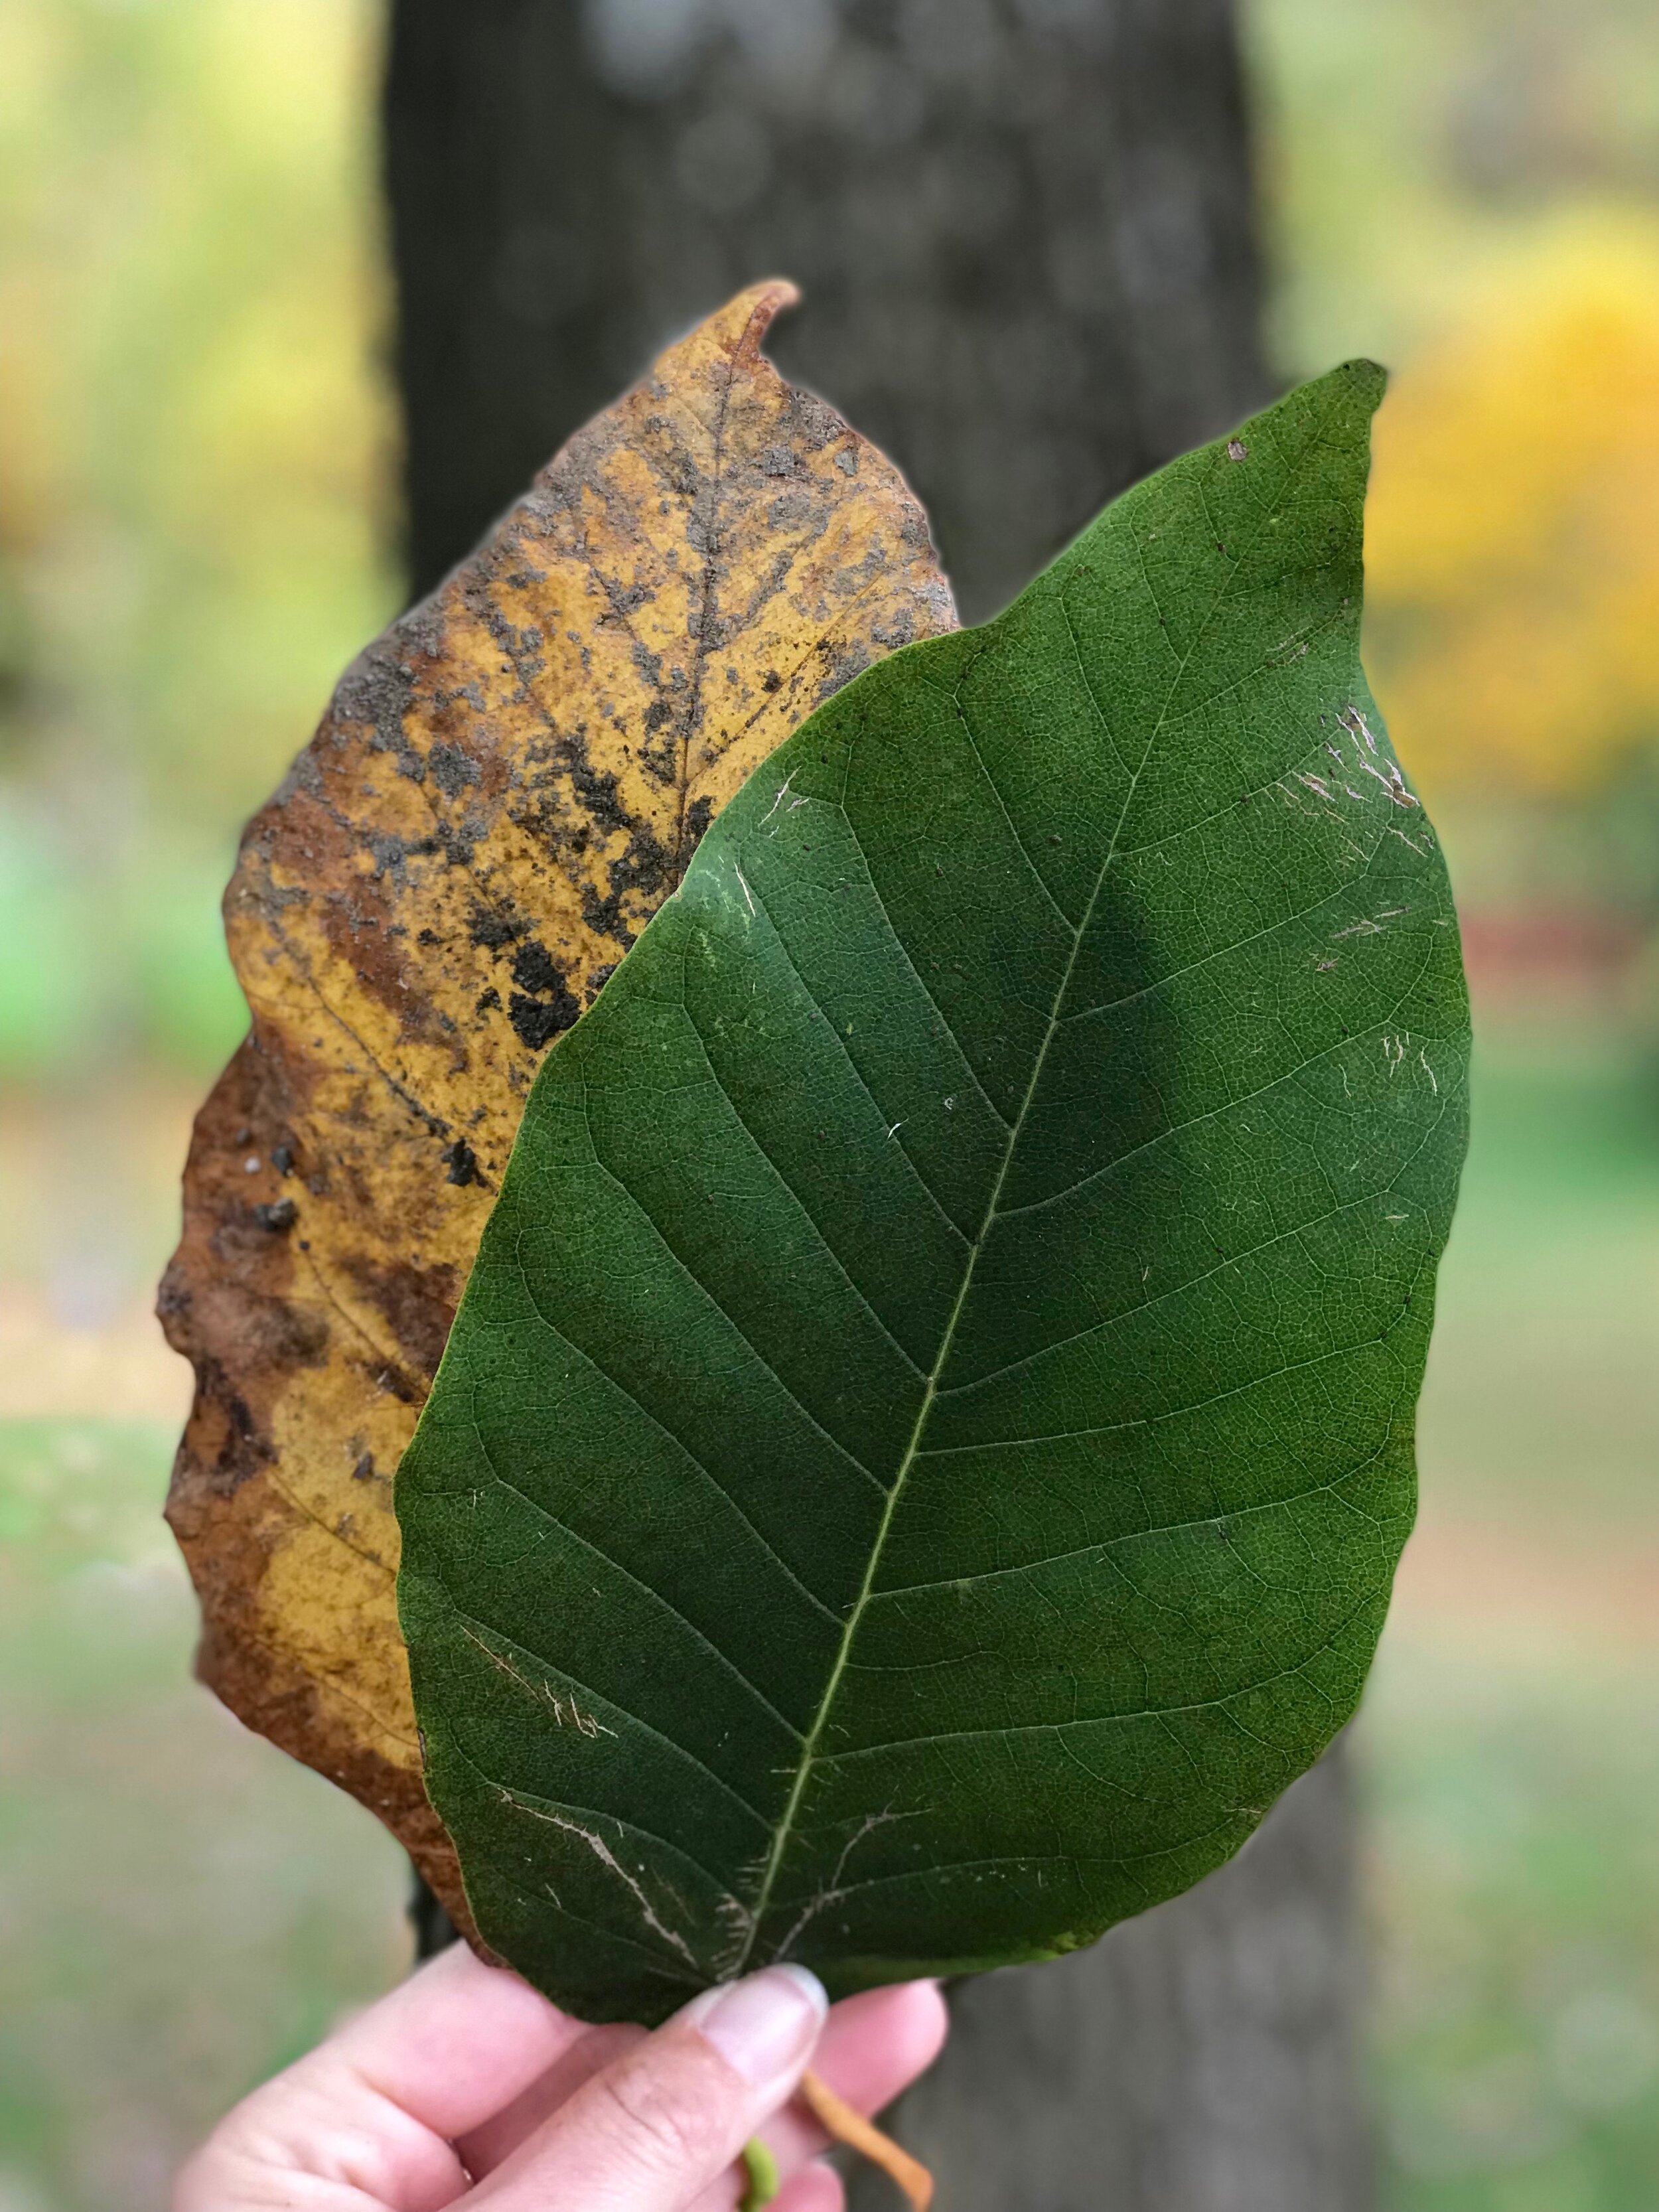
top-left (1368, 1647), bottom-right (1659, 2212)
top-left (1413, 1016), bottom-right (1659, 1528)
top-left (1365, 1019), bottom-right (1659, 2212)
top-left (0, 1420), bottom-right (407, 2212)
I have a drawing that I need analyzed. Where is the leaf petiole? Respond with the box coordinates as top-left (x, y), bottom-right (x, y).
top-left (740, 2135), bottom-right (780, 2211)
top-left (799, 2071), bottom-right (934, 2210)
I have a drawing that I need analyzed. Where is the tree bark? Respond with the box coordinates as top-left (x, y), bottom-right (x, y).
top-left (843, 1747), bottom-right (1372, 2212)
top-left (384, 0), bottom-right (1269, 621)
top-left (384, 5), bottom-right (1374, 2205)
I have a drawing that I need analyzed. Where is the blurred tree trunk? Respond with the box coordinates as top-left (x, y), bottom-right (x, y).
top-left (851, 1749), bottom-right (1372, 2212)
top-left (384, 4), bottom-right (1374, 2205)
top-left (384, 0), bottom-right (1269, 623)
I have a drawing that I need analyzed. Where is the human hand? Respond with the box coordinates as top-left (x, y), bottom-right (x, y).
top-left (175, 1941), bottom-right (948, 2211)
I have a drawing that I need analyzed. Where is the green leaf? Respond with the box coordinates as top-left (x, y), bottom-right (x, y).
top-left (396, 362), bottom-right (1469, 2025)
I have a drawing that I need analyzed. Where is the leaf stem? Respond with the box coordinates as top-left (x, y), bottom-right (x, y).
top-left (799, 2070), bottom-right (934, 2210)
top-left (739, 2135), bottom-right (780, 2210)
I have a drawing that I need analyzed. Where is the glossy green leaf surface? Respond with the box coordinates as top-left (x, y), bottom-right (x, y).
top-left (396, 364), bottom-right (1469, 2025)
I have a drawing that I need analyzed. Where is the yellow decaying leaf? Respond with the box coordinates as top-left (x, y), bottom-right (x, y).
top-left (159, 284), bottom-right (956, 1926)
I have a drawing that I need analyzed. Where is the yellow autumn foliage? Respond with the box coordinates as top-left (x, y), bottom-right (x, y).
top-left (1366, 216), bottom-right (1659, 801)
top-left (0, 0), bottom-right (393, 824)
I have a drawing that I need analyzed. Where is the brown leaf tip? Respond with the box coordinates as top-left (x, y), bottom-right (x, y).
top-left (718, 279), bottom-right (802, 364)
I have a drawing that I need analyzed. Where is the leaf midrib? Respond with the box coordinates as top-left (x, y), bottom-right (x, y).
top-left (729, 432), bottom-right (1314, 1970)
top-left (672, 305), bottom-right (749, 872)
top-left (729, 784), bottom-right (1123, 1969)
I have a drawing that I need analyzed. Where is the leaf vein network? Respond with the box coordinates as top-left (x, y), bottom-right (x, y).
top-left (725, 406), bottom-right (1329, 1964)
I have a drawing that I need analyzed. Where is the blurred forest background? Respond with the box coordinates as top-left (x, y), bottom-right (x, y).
top-left (2, 2), bottom-right (1659, 2208)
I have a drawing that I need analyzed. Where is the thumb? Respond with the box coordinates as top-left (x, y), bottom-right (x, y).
top-left (470, 1965), bottom-right (828, 2212)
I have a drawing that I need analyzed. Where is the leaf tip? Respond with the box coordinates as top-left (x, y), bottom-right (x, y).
top-left (719, 279), bottom-right (803, 362)
top-left (1333, 355), bottom-right (1390, 415)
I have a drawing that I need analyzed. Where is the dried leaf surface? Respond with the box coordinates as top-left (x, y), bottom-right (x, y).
top-left (159, 283), bottom-right (955, 1921)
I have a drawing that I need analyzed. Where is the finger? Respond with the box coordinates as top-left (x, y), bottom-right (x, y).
top-left (761, 1982), bottom-right (948, 2176)
top-left (472, 1980), bottom-right (946, 2198)
top-left (175, 1944), bottom-right (588, 2212)
top-left (774, 2166), bottom-right (844, 2212)
top-left (683, 2146), bottom-right (847, 2212)
top-left (684, 1980), bottom-right (948, 2212)
top-left (468, 1966), bottom-right (828, 2212)
top-left (328, 1942), bottom-right (589, 2140)
top-left (458, 2022), bottom-right (646, 2179)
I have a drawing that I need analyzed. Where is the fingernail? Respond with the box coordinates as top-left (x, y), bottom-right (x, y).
top-left (685, 1965), bottom-right (828, 2087)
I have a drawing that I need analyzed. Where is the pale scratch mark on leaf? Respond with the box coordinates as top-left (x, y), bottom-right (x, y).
top-left (1354, 747), bottom-right (1420, 808)
top-left (459, 1622), bottom-right (617, 1738)
top-left (772, 1806), bottom-right (918, 1960)
top-left (498, 1792), bottom-right (703, 1972)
